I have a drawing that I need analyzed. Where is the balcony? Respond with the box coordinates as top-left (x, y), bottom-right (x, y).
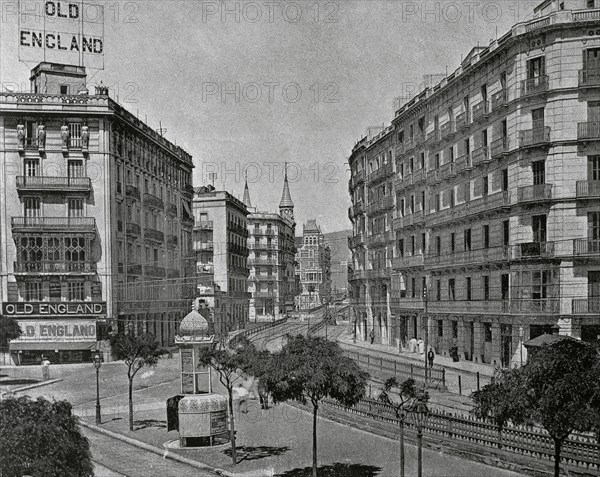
top-left (127, 264), bottom-right (143, 275)
top-left (576, 181), bottom-right (600, 199)
top-left (520, 76), bottom-right (549, 98)
top-left (390, 297), bottom-right (423, 310)
top-left (195, 220), bottom-right (213, 230)
top-left (510, 298), bottom-right (559, 314)
top-left (197, 242), bottom-right (214, 251)
top-left (167, 235), bottom-right (178, 247)
top-left (425, 246), bottom-right (509, 269)
top-left (354, 201), bottom-right (365, 215)
top-left (454, 153), bottom-right (472, 173)
top-left (352, 169), bottom-right (366, 186)
top-left (11, 217), bottom-right (96, 234)
top-left (519, 127), bottom-right (551, 148)
top-left (573, 239), bottom-right (600, 257)
top-left (367, 163), bottom-right (393, 184)
top-left (167, 269), bottom-right (180, 279)
top-left (393, 254), bottom-right (424, 269)
top-left (145, 265), bottom-right (166, 278)
top-left (440, 121), bottom-right (454, 140)
top-left (472, 100), bottom-right (490, 121)
top-left (367, 196), bottom-right (394, 215)
top-left (578, 69), bottom-right (600, 88)
top-left (427, 191), bottom-right (510, 228)
top-left (471, 146), bottom-right (491, 166)
top-left (366, 268), bottom-right (391, 279)
top-left (13, 261), bottom-right (97, 274)
top-left (248, 258), bottom-right (277, 266)
top-left (426, 168), bottom-right (440, 185)
top-left (126, 222), bottom-right (141, 236)
top-left (254, 275), bottom-right (276, 282)
top-left (166, 202), bottom-right (178, 217)
top-left (348, 233), bottom-right (366, 248)
top-left (491, 137), bottom-right (509, 158)
top-left (249, 243), bottom-right (277, 251)
top-left (517, 184), bottom-right (553, 203)
top-left (367, 230), bottom-right (395, 247)
top-left (512, 241), bottom-right (555, 259)
top-left (428, 300), bottom-right (508, 314)
top-left (16, 176), bottom-right (91, 193)
top-left (426, 129), bottom-right (439, 145)
top-left (577, 122), bottom-right (600, 141)
top-left (572, 298), bottom-right (600, 314)
top-left (144, 193), bottom-right (164, 210)
top-left (491, 89), bottom-right (508, 111)
top-left (125, 184), bottom-right (140, 200)
top-left (439, 161), bottom-right (456, 179)
top-left (412, 168), bottom-right (425, 184)
top-left (144, 228), bottom-right (164, 243)
top-left (456, 112), bottom-right (468, 130)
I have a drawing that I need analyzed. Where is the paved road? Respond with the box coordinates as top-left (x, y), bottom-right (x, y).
top-left (83, 427), bottom-right (214, 477)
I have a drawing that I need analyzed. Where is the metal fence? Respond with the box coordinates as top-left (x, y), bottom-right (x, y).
top-left (323, 397), bottom-right (600, 473)
top-left (343, 349), bottom-right (446, 388)
top-left (229, 318), bottom-right (288, 348)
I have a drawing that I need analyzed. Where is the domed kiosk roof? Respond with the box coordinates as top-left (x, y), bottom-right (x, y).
top-left (176, 310), bottom-right (213, 344)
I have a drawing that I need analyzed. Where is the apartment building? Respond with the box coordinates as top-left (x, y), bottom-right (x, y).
top-left (296, 220), bottom-right (332, 310)
top-left (0, 62), bottom-right (195, 364)
top-left (192, 186), bottom-right (250, 339)
top-left (348, 0), bottom-right (600, 368)
top-left (245, 173), bottom-right (299, 321)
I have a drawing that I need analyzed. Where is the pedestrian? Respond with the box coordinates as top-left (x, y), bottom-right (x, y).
top-left (369, 329), bottom-right (375, 344)
top-left (41, 356), bottom-right (50, 380)
top-left (427, 348), bottom-right (435, 368)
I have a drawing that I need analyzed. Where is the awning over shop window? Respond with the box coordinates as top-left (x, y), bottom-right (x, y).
top-left (10, 341), bottom-right (97, 351)
top-left (181, 199), bottom-right (193, 220)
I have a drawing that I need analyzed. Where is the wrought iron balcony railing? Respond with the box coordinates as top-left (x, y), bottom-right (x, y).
top-left (576, 181), bottom-right (600, 198)
top-left (195, 220), bottom-right (213, 230)
top-left (491, 89), bottom-right (508, 111)
top-left (572, 298), bottom-right (600, 314)
top-left (125, 184), bottom-right (140, 200)
top-left (144, 228), bottom-right (164, 243)
top-left (13, 261), bottom-right (97, 274)
top-left (16, 176), bottom-right (92, 192)
top-left (512, 241), bottom-right (555, 259)
top-left (127, 264), bottom-right (143, 275)
top-left (440, 120), bottom-right (454, 140)
top-left (577, 122), bottom-right (600, 141)
top-left (167, 235), bottom-right (178, 247)
top-left (573, 239), bottom-right (600, 257)
top-left (196, 242), bottom-right (214, 251)
top-left (11, 217), bottom-right (96, 233)
top-left (456, 111), bottom-right (469, 130)
top-left (578, 69), bottom-right (600, 88)
top-left (520, 75), bottom-right (549, 97)
top-left (519, 127), bottom-right (551, 148)
top-left (126, 222), bottom-right (141, 236)
top-left (471, 146), bottom-right (491, 166)
top-left (392, 254), bottom-right (424, 269)
top-left (517, 184), bottom-right (553, 203)
top-left (144, 193), bottom-right (164, 210)
top-left (490, 137), bottom-right (509, 158)
top-left (510, 298), bottom-right (559, 314)
top-left (472, 100), bottom-right (490, 121)
top-left (166, 202), bottom-right (178, 216)
top-left (145, 265), bottom-right (166, 278)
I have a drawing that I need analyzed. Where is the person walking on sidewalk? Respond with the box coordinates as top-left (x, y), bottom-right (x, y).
top-left (369, 329), bottom-right (375, 344)
top-left (427, 348), bottom-right (435, 368)
top-left (41, 356), bottom-right (50, 380)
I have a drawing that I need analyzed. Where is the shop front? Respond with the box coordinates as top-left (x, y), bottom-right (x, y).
top-left (3, 302), bottom-right (106, 365)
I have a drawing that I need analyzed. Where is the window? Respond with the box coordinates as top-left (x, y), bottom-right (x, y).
top-left (466, 277), bottom-right (472, 301)
top-left (532, 160), bottom-right (545, 185)
top-left (60, 85), bottom-right (69, 95)
top-left (398, 238), bottom-right (404, 257)
top-left (483, 175), bottom-right (489, 196)
top-left (484, 323), bottom-right (492, 342)
top-left (483, 225), bottom-right (490, 249)
top-left (68, 198), bottom-right (84, 218)
top-left (421, 233), bottom-right (426, 254)
top-left (25, 282), bottom-right (42, 301)
top-left (65, 237), bottom-right (86, 262)
top-left (69, 123), bottom-right (82, 148)
top-left (481, 84), bottom-right (488, 106)
top-left (436, 236), bottom-right (441, 256)
top-left (527, 57), bottom-right (546, 79)
top-left (24, 197), bottom-right (40, 217)
top-left (532, 214), bottom-right (547, 243)
top-left (503, 220), bottom-right (510, 246)
top-left (464, 228), bottom-right (472, 251)
top-left (501, 274), bottom-right (510, 301)
top-left (484, 275), bottom-right (490, 300)
top-left (411, 277), bottom-right (416, 298)
top-left (24, 158), bottom-right (39, 177)
top-left (49, 280), bottom-right (61, 302)
top-left (449, 279), bottom-right (456, 301)
top-left (68, 282), bottom-right (85, 301)
top-left (420, 152), bottom-right (425, 170)
top-left (502, 168), bottom-right (508, 191)
top-left (437, 320), bottom-right (444, 337)
top-left (588, 156), bottom-right (600, 181)
top-left (436, 279), bottom-right (441, 301)
top-left (450, 233), bottom-right (455, 253)
top-left (452, 321), bottom-right (458, 339)
top-left (532, 108), bottom-right (545, 129)
top-left (68, 160), bottom-right (84, 178)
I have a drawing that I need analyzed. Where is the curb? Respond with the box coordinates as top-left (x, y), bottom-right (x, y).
top-left (11, 378), bottom-right (63, 393)
top-left (79, 420), bottom-right (273, 477)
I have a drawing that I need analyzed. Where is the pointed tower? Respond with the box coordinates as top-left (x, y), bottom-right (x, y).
top-left (242, 173), bottom-right (252, 208)
top-left (279, 163), bottom-right (294, 222)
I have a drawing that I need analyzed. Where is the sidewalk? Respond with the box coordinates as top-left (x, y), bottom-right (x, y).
top-left (337, 337), bottom-right (496, 396)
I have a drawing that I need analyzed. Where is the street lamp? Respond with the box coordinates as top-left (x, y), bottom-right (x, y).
top-left (93, 350), bottom-right (102, 425)
top-left (410, 396), bottom-right (430, 477)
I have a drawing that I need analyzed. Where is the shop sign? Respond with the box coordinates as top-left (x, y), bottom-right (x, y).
top-left (14, 320), bottom-right (97, 342)
top-left (3, 302), bottom-right (106, 316)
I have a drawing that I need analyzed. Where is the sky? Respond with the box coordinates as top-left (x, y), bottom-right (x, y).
top-left (0, 0), bottom-right (539, 234)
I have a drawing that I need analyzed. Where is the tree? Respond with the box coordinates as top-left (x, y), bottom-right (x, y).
top-left (485, 339), bottom-right (600, 477)
top-left (471, 368), bottom-right (528, 449)
top-left (197, 337), bottom-right (256, 466)
top-left (0, 316), bottom-right (22, 349)
top-left (109, 332), bottom-right (168, 431)
top-left (0, 396), bottom-right (93, 476)
top-left (378, 377), bottom-right (427, 477)
top-left (261, 335), bottom-right (369, 477)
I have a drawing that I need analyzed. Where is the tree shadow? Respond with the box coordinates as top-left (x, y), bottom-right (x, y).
top-left (134, 419), bottom-right (167, 430)
top-left (276, 463), bottom-right (382, 476)
top-left (223, 446), bottom-right (290, 462)
top-left (0, 379), bottom-right (38, 386)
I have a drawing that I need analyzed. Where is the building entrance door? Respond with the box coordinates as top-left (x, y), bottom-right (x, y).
top-left (464, 322), bottom-right (474, 361)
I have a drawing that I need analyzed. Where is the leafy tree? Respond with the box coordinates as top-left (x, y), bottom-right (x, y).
top-left (109, 332), bottom-right (168, 431)
top-left (0, 396), bottom-right (93, 476)
top-left (471, 368), bottom-right (528, 449)
top-left (378, 377), bottom-right (427, 476)
top-left (0, 317), bottom-right (22, 349)
top-left (197, 337), bottom-right (256, 465)
top-left (261, 335), bottom-right (369, 477)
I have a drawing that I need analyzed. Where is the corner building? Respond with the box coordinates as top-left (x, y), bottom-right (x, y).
top-left (348, 0), bottom-right (600, 368)
top-left (0, 63), bottom-right (195, 364)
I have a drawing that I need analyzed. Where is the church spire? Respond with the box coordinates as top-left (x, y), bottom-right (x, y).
top-left (242, 172), bottom-right (252, 208)
top-left (279, 162), bottom-right (294, 221)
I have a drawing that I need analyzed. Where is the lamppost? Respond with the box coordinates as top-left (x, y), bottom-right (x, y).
top-left (93, 350), bottom-right (102, 425)
top-left (410, 396), bottom-right (430, 477)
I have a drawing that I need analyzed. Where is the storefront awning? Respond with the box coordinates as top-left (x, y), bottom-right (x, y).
top-left (10, 341), bottom-right (97, 351)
